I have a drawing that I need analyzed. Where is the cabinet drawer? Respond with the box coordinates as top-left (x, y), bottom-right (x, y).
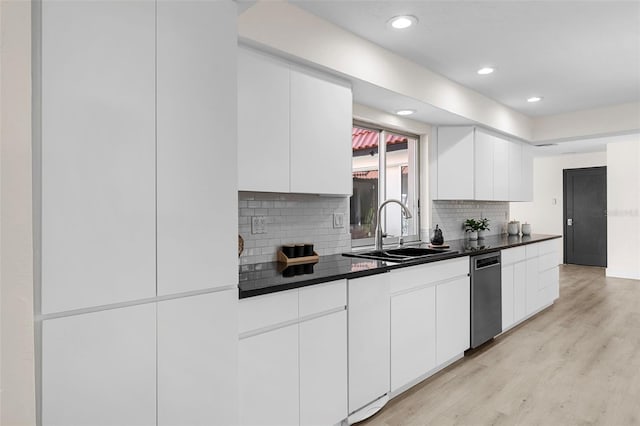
top-left (525, 243), bottom-right (539, 259)
top-left (299, 280), bottom-right (346, 317)
top-left (538, 239), bottom-right (560, 256)
top-left (501, 246), bottom-right (526, 265)
top-left (239, 290), bottom-right (298, 334)
top-left (539, 252), bottom-right (559, 272)
top-left (390, 257), bottom-right (469, 294)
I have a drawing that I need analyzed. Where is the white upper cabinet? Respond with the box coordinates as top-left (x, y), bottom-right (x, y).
top-left (290, 69), bottom-right (353, 195)
top-left (238, 48), bottom-right (290, 192)
top-left (42, 304), bottom-right (156, 426)
top-left (434, 126), bottom-right (533, 202)
top-left (41, 0), bottom-right (156, 313)
top-left (436, 127), bottom-right (475, 200)
top-left (156, 0), bottom-right (238, 295)
top-left (237, 48), bottom-right (353, 195)
top-left (493, 137), bottom-right (509, 200)
top-left (474, 129), bottom-right (495, 200)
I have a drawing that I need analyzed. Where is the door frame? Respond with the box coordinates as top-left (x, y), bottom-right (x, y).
top-left (562, 166), bottom-right (607, 265)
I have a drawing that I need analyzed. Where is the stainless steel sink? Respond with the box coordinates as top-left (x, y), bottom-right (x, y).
top-left (343, 246), bottom-right (454, 263)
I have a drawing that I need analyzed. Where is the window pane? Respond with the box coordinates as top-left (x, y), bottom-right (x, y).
top-left (350, 126), bottom-right (379, 240)
top-left (384, 132), bottom-right (418, 238)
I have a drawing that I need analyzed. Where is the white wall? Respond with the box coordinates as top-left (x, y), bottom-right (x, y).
top-left (510, 151), bottom-right (607, 239)
top-left (606, 138), bottom-right (640, 280)
top-left (0, 1), bottom-right (36, 424)
top-left (532, 102), bottom-right (640, 142)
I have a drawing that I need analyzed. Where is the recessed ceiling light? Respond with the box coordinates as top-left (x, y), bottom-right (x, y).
top-left (477, 67), bottom-right (495, 75)
top-left (396, 109), bottom-right (416, 116)
top-left (527, 96), bottom-right (543, 103)
top-left (388, 15), bottom-right (418, 29)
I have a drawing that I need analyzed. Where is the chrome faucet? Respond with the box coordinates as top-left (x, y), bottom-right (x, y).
top-left (374, 199), bottom-right (413, 251)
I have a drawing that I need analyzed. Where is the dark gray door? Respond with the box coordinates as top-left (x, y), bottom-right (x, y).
top-left (563, 167), bottom-right (607, 266)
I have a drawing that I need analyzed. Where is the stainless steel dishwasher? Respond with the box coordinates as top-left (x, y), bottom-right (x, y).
top-left (470, 252), bottom-right (502, 348)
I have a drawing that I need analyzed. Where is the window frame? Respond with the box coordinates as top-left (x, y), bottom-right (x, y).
top-left (351, 120), bottom-right (421, 248)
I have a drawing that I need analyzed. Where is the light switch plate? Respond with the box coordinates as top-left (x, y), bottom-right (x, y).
top-left (251, 216), bottom-right (266, 234)
top-left (333, 213), bottom-right (345, 229)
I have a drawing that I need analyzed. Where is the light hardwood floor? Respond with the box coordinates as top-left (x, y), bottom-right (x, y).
top-left (363, 265), bottom-right (640, 425)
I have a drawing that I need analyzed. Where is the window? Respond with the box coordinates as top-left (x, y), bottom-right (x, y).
top-left (350, 124), bottom-right (419, 246)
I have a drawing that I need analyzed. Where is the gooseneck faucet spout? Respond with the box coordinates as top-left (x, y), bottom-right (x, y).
top-left (374, 199), bottom-right (413, 251)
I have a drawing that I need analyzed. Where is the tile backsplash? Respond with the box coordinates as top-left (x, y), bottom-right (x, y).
top-left (431, 200), bottom-right (509, 242)
top-left (238, 192), bottom-right (351, 265)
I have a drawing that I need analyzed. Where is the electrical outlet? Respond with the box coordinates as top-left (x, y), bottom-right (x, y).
top-left (333, 213), bottom-right (345, 229)
top-left (251, 216), bottom-right (266, 234)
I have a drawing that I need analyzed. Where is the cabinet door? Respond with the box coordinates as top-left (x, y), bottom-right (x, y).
top-left (525, 257), bottom-right (540, 315)
top-left (474, 129), bottom-right (494, 200)
top-left (501, 265), bottom-right (515, 330)
top-left (391, 286), bottom-right (437, 392)
top-left (348, 273), bottom-right (390, 413)
top-left (156, 0), bottom-right (238, 295)
top-left (239, 324), bottom-right (299, 426)
top-left (290, 70), bottom-right (352, 195)
top-left (300, 311), bottom-right (348, 426)
top-left (437, 127), bottom-right (474, 199)
top-left (238, 48), bottom-right (290, 192)
top-left (158, 290), bottom-right (237, 426)
top-left (513, 262), bottom-right (527, 322)
top-left (41, 0), bottom-right (156, 313)
top-left (521, 144), bottom-right (534, 201)
top-left (42, 304), bottom-right (156, 426)
top-left (493, 137), bottom-right (509, 200)
top-left (508, 141), bottom-right (523, 201)
top-left (436, 276), bottom-right (470, 365)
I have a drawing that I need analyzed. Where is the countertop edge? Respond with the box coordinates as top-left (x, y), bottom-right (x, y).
top-left (238, 234), bottom-right (562, 299)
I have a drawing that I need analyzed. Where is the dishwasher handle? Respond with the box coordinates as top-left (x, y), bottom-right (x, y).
top-left (474, 254), bottom-right (501, 270)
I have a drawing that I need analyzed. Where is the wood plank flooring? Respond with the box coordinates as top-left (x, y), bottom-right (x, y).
top-left (362, 265), bottom-right (640, 425)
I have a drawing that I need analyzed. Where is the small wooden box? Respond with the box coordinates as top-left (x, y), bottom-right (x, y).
top-left (277, 251), bottom-right (320, 265)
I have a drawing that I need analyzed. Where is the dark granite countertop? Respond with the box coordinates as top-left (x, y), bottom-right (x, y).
top-left (238, 233), bottom-right (561, 299)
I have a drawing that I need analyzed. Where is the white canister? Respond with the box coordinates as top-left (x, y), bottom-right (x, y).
top-left (521, 223), bottom-right (532, 236)
top-left (508, 221), bottom-right (520, 236)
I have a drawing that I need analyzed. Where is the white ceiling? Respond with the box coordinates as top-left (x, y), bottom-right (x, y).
top-left (290, 1), bottom-right (640, 117)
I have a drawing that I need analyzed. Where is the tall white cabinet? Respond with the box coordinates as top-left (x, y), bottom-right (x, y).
top-left (156, 0), bottom-right (237, 295)
top-left (42, 305), bottom-right (157, 426)
top-left (41, 0), bottom-right (157, 314)
top-left (38, 1), bottom-right (239, 425)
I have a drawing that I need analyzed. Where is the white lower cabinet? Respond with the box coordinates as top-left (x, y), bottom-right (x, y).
top-left (501, 263), bottom-right (515, 329)
top-left (513, 262), bottom-right (527, 323)
top-left (42, 304), bottom-right (156, 426)
top-left (525, 256), bottom-right (540, 315)
top-left (239, 324), bottom-right (299, 426)
top-left (389, 257), bottom-right (469, 394)
top-left (158, 290), bottom-right (237, 426)
top-left (300, 310), bottom-right (348, 426)
top-left (502, 240), bottom-right (561, 331)
top-left (436, 276), bottom-right (471, 365)
top-left (390, 286), bottom-right (436, 392)
top-left (348, 273), bottom-right (391, 414)
top-left (238, 281), bottom-right (348, 426)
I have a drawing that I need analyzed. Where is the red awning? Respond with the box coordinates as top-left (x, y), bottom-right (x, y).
top-left (352, 128), bottom-right (408, 151)
top-left (353, 166), bottom-right (408, 180)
